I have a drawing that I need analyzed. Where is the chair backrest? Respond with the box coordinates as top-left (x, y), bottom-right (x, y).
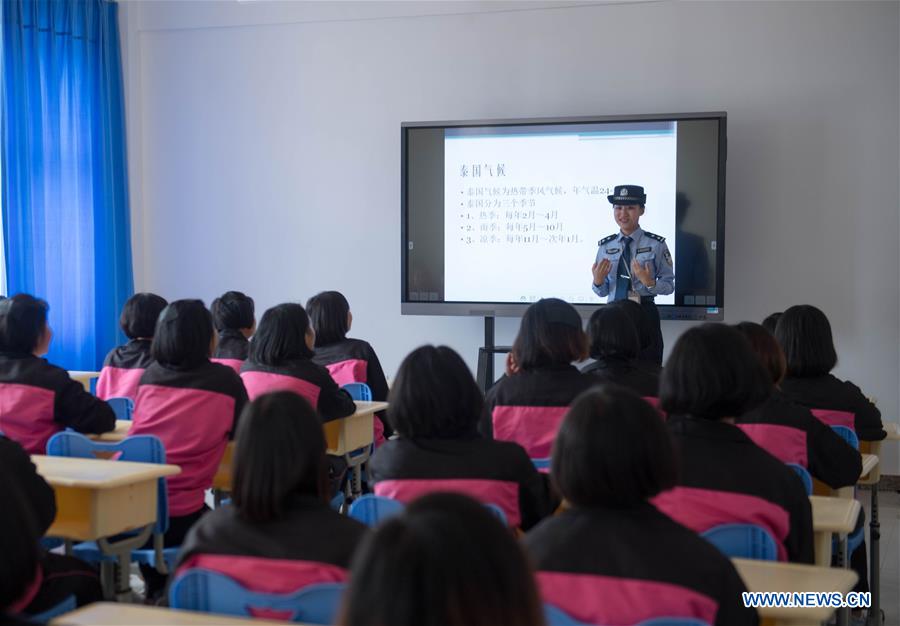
top-left (531, 457), bottom-right (551, 472)
top-left (170, 569), bottom-right (344, 624)
top-left (341, 382), bottom-right (372, 402)
top-left (831, 425), bottom-right (860, 451)
top-left (106, 397), bottom-right (134, 421)
top-left (46, 431), bottom-right (169, 534)
top-left (786, 463), bottom-right (813, 495)
top-left (484, 502), bottom-right (508, 526)
top-left (348, 494), bottom-right (405, 526)
top-left (24, 594), bottom-right (76, 623)
top-left (543, 603), bottom-right (591, 626)
top-left (700, 523), bottom-right (778, 560)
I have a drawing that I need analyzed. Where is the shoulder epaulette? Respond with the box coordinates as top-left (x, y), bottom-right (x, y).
top-left (644, 231), bottom-right (665, 242)
top-left (599, 234), bottom-right (617, 246)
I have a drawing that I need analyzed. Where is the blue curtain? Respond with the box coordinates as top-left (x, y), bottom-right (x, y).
top-left (1, 0), bottom-right (133, 370)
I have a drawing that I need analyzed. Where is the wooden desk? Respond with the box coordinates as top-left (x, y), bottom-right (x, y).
top-left (33, 455), bottom-right (180, 541)
top-left (860, 453), bottom-right (878, 478)
top-left (68, 370), bottom-right (100, 392)
top-left (733, 558), bottom-right (858, 626)
top-left (52, 603), bottom-right (295, 626)
top-left (809, 495), bottom-right (860, 567)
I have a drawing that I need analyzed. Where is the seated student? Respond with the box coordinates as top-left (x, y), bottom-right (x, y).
top-left (608, 298), bottom-right (664, 368)
top-left (210, 291), bottom-right (255, 374)
top-left (307, 290), bottom-right (391, 437)
top-left (734, 322), bottom-right (861, 489)
top-left (176, 392), bottom-right (367, 595)
top-left (339, 492), bottom-right (545, 626)
top-left (0, 436), bottom-right (103, 616)
top-left (654, 323), bottom-right (815, 563)
top-left (129, 299), bottom-right (248, 598)
top-left (775, 304), bottom-right (885, 441)
top-left (581, 305), bottom-right (660, 397)
top-left (0, 294), bottom-right (114, 453)
top-left (368, 345), bottom-right (551, 530)
top-left (241, 303), bottom-right (356, 421)
top-left (480, 298), bottom-right (594, 459)
top-left (525, 386), bottom-right (756, 626)
top-left (96, 292), bottom-right (168, 400)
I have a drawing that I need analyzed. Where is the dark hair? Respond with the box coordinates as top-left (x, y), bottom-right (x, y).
top-left (232, 392), bottom-right (329, 522)
top-left (553, 386), bottom-right (676, 507)
top-left (250, 303), bottom-right (314, 365)
top-left (512, 298), bottom-right (587, 370)
top-left (0, 470), bottom-right (40, 609)
top-left (388, 345), bottom-right (483, 439)
top-left (306, 291), bottom-right (350, 347)
top-left (211, 291), bottom-right (255, 332)
top-left (775, 305), bottom-right (838, 377)
top-left (119, 293), bottom-right (168, 339)
top-left (761, 312), bottom-right (782, 335)
top-left (607, 299), bottom-right (655, 353)
top-left (660, 323), bottom-right (770, 420)
top-left (339, 492), bottom-right (545, 626)
top-left (0, 294), bottom-right (48, 354)
top-left (734, 322), bottom-right (786, 385)
top-left (150, 300), bottom-right (213, 368)
top-left (587, 306), bottom-right (640, 360)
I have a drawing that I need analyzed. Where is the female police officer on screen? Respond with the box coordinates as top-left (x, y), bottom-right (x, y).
top-left (591, 185), bottom-right (674, 364)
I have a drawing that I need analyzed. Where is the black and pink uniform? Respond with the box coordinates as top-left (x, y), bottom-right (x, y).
top-left (175, 494), bottom-right (367, 601)
top-left (653, 415), bottom-right (814, 563)
top-left (129, 361), bottom-right (247, 517)
top-left (480, 366), bottom-right (596, 459)
top-left (580, 356), bottom-right (660, 398)
top-left (0, 353), bottom-right (115, 454)
top-left (525, 504), bottom-right (757, 626)
top-left (737, 391), bottom-right (861, 489)
top-left (240, 360), bottom-right (356, 422)
top-left (780, 375), bottom-right (885, 441)
top-left (367, 435), bottom-right (552, 530)
top-left (96, 339), bottom-right (153, 400)
top-left (211, 330), bottom-right (250, 375)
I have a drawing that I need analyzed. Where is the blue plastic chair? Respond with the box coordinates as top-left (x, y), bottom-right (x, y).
top-left (348, 494), bottom-right (405, 526)
top-left (531, 457), bottom-right (551, 471)
top-left (341, 383), bottom-right (372, 401)
top-left (45, 431), bottom-right (178, 573)
top-left (23, 595), bottom-right (76, 623)
top-left (543, 603), bottom-right (591, 626)
top-left (831, 425), bottom-right (859, 450)
top-left (106, 397), bottom-right (134, 421)
top-left (700, 524), bottom-right (778, 560)
top-left (787, 463), bottom-right (813, 495)
top-left (484, 502), bottom-right (509, 526)
top-left (170, 569), bottom-right (344, 624)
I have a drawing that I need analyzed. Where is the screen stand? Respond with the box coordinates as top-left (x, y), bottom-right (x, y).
top-left (476, 316), bottom-right (511, 392)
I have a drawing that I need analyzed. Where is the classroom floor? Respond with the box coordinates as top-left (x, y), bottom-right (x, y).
top-left (862, 486), bottom-right (900, 626)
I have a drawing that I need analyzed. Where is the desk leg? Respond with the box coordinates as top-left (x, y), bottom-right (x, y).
top-left (868, 483), bottom-right (881, 625)
top-left (838, 534), bottom-right (849, 626)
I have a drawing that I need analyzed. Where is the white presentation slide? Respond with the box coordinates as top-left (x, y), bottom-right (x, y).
top-left (444, 127), bottom-right (677, 305)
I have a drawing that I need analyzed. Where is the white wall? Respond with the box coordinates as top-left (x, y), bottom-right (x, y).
top-left (119, 0), bottom-right (900, 466)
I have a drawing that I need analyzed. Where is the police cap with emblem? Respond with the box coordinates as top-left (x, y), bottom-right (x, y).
top-left (607, 185), bottom-right (646, 206)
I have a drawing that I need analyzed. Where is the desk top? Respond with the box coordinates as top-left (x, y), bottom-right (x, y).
top-left (352, 400), bottom-right (389, 416)
top-left (733, 558), bottom-right (857, 622)
top-left (860, 453), bottom-right (878, 476)
top-left (809, 495), bottom-right (860, 534)
top-left (51, 603), bottom-right (294, 626)
top-left (884, 422), bottom-right (900, 441)
top-left (33, 455), bottom-right (180, 488)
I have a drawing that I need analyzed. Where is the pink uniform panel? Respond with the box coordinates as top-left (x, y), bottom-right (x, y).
top-left (9, 567), bottom-right (43, 614)
top-left (643, 396), bottom-right (666, 418)
top-left (240, 371), bottom-right (321, 407)
top-left (96, 366), bottom-right (145, 401)
top-left (0, 383), bottom-right (57, 454)
top-left (537, 570), bottom-right (719, 626)
top-left (375, 478), bottom-right (521, 527)
top-left (737, 423), bottom-right (808, 467)
top-left (652, 486), bottom-right (791, 562)
top-left (491, 405), bottom-right (568, 459)
top-left (810, 409), bottom-right (855, 430)
top-left (325, 359), bottom-right (367, 387)
top-left (177, 555), bottom-right (348, 621)
top-left (129, 385), bottom-right (235, 516)
top-left (211, 358), bottom-right (244, 375)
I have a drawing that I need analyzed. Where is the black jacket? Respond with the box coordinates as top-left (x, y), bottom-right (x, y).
top-left (780, 374), bottom-right (885, 441)
top-left (580, 356), bottom-right (660, 397)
